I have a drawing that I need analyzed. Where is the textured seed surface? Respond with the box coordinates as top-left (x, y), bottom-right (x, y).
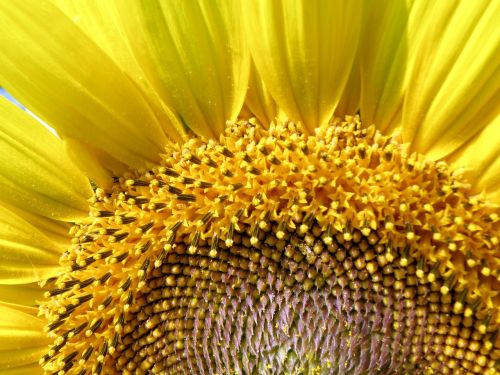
top-left (40, 117), bottom-right (500, 374)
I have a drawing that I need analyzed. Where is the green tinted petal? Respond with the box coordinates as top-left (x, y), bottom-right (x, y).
top-left (244, 0), bottom-right (362, 133)
top-left (0, 97), bottom-right (92, 221)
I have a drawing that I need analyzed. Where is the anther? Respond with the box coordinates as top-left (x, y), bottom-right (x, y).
top-left (96, 210), bottom-right (114, 218)
top-left (80, 235), bottom-right (94, 243)
top-left (111, 232), bottom-right (128, 242)
top-left (203, 157), bottom-right (218, 168)
top-left (248, 166), bottom-right (261, 175)
top-left (139, 222), bottom-right (154, 233)
top-left (111, 253), bottom-right (128, 263)
top-left (440, 274), bottom-right (455, 295)
top-left (153, 202), bottom-right (166, 210)
top-left (198, 212), bottom-right (213, 226)
top-left (120, 277), bottom-right (132, 292)
top-left (257, 144), bottom-right (269, 156)
top-left (127, 179), bottom-right (148, 187)
top-left (180, 176), bottom-right (195, 184)
top-left (48, 320), bottom-right (65, 332)
top-left (137, 240), bottom-right (151, 254)
top-left (76, 294), bottom-right (92, 305)
top-left (72, 322), bottom-right (87, 336)
top-left (188, 231), bottom-right (201, 254)
top-left (98, 340), bottom-right (108, 362)
top-left (160, 167), bottom-right (179, 177)
top-left (98, 296), bottom-right (113, 311)
top-left (99, 272), bottom-right (112, 284)
top-left (479, 313), bottom-right (492, 334)
top-left (229, 183), bottom-right (244, 191)
top-left (63, 351), bottom-right (78, 364)
top-left (94, 361), bottom-right (103, 375)
top-left (221, 147), bottom-right (234, 158)
top-left (221, 167), bottom-right (233, 177)
top-left (209, 235), bottom-right (219, 258)
top-left (85, 318), bottom-right (103, 337)
top-left (109, 333), bottom-right (119, 355)
top-left (61, 360), bottom-right (75, 373)
top-left (176, 193), bottom-right (196, 202)
top-left (119, 216), bottom-right (137, 224)
top-left (47, 287), bottom-right (71, 297)
top-left (132, 196), bottom-right (149, 205)
top-left (250, 226), bottom-right (260, 246)
top-left (196, 181), bottom-right (213, 188)
top-left (226, 223), bottom-right (235, 247)
top-left (79, 277), bottom-right (96, 289)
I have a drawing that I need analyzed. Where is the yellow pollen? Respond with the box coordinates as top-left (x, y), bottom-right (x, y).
top-left (39, 117), bottom-right (500, 374)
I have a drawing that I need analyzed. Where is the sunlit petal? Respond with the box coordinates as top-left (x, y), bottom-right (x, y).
top-left (0, 1), bottom-right (178, 170)
top-left (0, 283), bottom-right (45, 307)
top-left (359, 0), bottom-right (410, 133)
top-left (244, 0), bottom-right (362, 133)
top-left (450, 116), bottom-right (500, 201)
top-left (116, 0), bottom-right (250, 139)
top-left (402, 0), bottom-right (499, 159)
top-left (0, 97), bottom-right (92, 221)
top-left (0, 303), bottom-right (50, 371)
top-left (0, 205), bottom-right (63, 284)
top-left (244, 61), bottom-right (279, 126)
top-left (51, 0), bottom-right (187, 141)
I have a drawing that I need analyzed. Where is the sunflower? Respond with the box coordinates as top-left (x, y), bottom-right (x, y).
top-left (0, 0), bottom-right (499, 374)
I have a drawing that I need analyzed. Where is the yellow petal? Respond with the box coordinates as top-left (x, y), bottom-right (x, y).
top-left (0, 97), bottom-right (92, 221)
top-left (244, 0), bottom-right (362, 133)
top-left (402, 0), bottom-right (499, 159)
top-left (51, 0), bottom-right (186, 142)
top-left (63, 137), bottom-right (126, 189)
top-left (0, 205), bottom-right (63, 284)
top-left (0, 303), bottom-right (50, 370)
top-left (117, 0), bottom-right (250, 139)
top-left (0, 283), bottom-right (44, 307)
top-left (245, 61), bottom-right (279, 126)
top-left (359, 0), bottom-right (411, 133)
top-left (0, 364), bottom-right (43, 375)
top-left (1, 203), bottom-right (71, 248)
top-left (0, 1), bottom-right (176, 170)
top-left (450, 117), bottom-right (500, 202)
top-left (336, 58), bottom-right (361, 117)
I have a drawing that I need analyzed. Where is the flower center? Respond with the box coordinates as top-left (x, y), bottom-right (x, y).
top-left (40, 117), bottom-right (499, 374)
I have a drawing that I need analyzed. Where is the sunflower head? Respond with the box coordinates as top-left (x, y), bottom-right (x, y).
top-left (0, 1), bottom-right (499, 374)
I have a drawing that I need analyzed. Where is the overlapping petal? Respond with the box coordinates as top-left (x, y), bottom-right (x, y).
top-left (0, 97), bottom-right (92, 221)
top-left (0, 303), bottom-right (49, 373)
top-left (402, 0), bottom-right (500, 160)
top-left (451, 117), bottom-right (500, 201)
top-left (51, 0), bottom-right (187, 142)
top-left (244, 61), bottom-right (279, 126)
top-left (0, 204), bottom-right (63, 284)
top-left (0, 283), bottom-right (45, 307)
top-left (0, 0), bottom-right (179, 171)
top-left (359, 0), bottom-right (410, 133)
top-left (116, 0), bottom-right (250, 139)
top-left (244, 0), bottom-right (362, 133)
